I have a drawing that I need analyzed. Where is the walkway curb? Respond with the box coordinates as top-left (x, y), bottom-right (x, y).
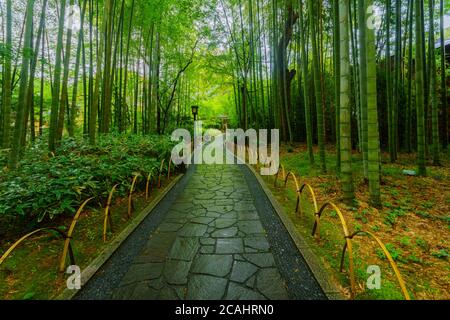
top-left (57, 174), bottom-right (184, 300)
top-left (245, 164), bottom-right (343, 300)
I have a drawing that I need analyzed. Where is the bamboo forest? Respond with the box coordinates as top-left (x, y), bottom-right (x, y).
top-left (0, 0), bottom-right (449, 303)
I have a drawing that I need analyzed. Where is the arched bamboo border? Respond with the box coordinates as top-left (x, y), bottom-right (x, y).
top-left (0, 228), bottom-right (75, 269)
top-left (157, 159), bottom-right (165, 188)
top-left (312, 202), bottom-right (356, 299)
top-left (167, 156), bottom-right (173, 180)
top-left (342, 230), bottom-right (411, 300)
top-left (273, 164), bottom-right (286, 187)
top-left (59, 198), bottom-right (94, 272)
top-left (257, 163), bottom-right (411, 300)
top-left (257, 154), bottom-right (267, 171)
top-left (128, 174), bottom-right (140, 218)
top-left (283, 171), bottom-right (301, 211)
top-left (298, 184), bottom-right (319, 219)
top-left (103, 184), bottom-right (119, 242)
top-left (146, 171), bottom-right (154, 200)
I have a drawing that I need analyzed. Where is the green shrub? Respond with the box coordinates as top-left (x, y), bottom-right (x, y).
top-left (0, 134), bottom-right (176, 225)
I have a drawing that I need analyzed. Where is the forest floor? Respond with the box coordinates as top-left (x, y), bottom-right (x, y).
top-left (265, 143), bottom-right (449, 300)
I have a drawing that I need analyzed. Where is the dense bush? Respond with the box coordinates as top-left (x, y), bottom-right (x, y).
top-left (0, 134), bottom-right (176, 224)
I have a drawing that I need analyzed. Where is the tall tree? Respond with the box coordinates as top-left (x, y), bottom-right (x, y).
top-left (56, 0), bottom-right (76, 143)
top-left (69, 0), bottom-right (87, 137)
top-left (440, 0), bottom-right (448, 150)
top-left (89, 1), bottom-right (106, 144)
top-left (48, 0), bottom-right (67, 152)
top-left (276, 0), bottom-right (297, 143)
top-left (101, 0), bottom-right (114, 134)
top-left (24, 0), bottom-right (48, 145)
top-left (415, 0), bottom-right (427, 176)
top-left (9, 0), bottom-right (34, 168)
top-left (333, 0), bottom-right (341, 174)
top-left (365, 0), bottom-right (381, 207)
top-left (1, 0), bottom-right (12, 149)
top-left (298, 0), bottom-right (314, 165)
top-left (386, 0), bottom-right (396, 162)
top-left (358, 0), bottom-right (368, 178)
top-left (339, 0), bottom-right (354, 205)
top-left (429, 0), bottom-right (440, 165)
top-left (309, 0), bottom-right (326, 173)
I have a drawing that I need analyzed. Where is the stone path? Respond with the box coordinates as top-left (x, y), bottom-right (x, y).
top-left (111, 164), bottom-right (290, 300)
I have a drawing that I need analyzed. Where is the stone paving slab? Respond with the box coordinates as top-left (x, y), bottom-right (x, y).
top-left (110, 164), bottom-right (291, 300)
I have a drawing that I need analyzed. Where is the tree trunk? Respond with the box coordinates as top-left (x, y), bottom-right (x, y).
top-left (339, 0), bottom-right (355, 204)
top-left (365, 0), bottom-right (381, 207)
top-left (440, 0), bottom-right (448, 150)
top-left (1, 0), bottom-right (12, 149)
top-left (309, 0), bottom-right (326, 173)
top-left (24, 0), bottom-right (48, 145)
top-left (49, 0), bottom-right (67, 152)
top-left (415, 0), bottom-right (427, 176)
top-left (429, 0), bottom-right (440, 165)
top-left (333, 0), bottom-right (341, 173)
top-left (56, 0), bottom-right (76, 143)
top-left (299, 0), bottom-right (314, 165)
top-left (358, 0), bottom-right (368, 178)
top-left (9, 0), bottom-right (34, 168)
top-left (69, 0), bottom-right (87, 137)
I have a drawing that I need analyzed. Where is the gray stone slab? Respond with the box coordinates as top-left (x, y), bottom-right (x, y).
top-left (211, 227), bottom-right (238, 238)
top-left (226, 282), bottom-right (265, 300)
top-left (164, 260), bottom-right (192, 285)
top-left (169, 237), bottom-right (200, 261)
top-left (243, 253), bottom-right (275, 268)
top-left (238, 211), bottom-right (260, 220)
top-left (148, 278), bottom-right (165, 290)
top-left (200, 238), bottom-right (216, 246)
top-left (216, 238), bottom-right (244, 254)
top-left (120, 263), bottom-right (164, 285)
top-left (158, 286), bottom-right (179, 300)
top-left (130, 282), bottom-right (160, 300)
top-left (215, 218), bottom-right (237, 229)
top-left (191, 254), bottom-right (233, 277)
top-left (200, 245), bottom-right (215, 254)
top-left (137, 232), bottom-right (177, 263)
top-left (191, 217), bottom-right (215, 225)
top-left (230, 261), bottom-right (258, 283)
top-left (215, 199), bottom-right (235, 206)
top-left (238, 221), bottom-right (265, 234)
top-left (178, 223), bottom-right (208, 237)
top-left (111, 283), bottom-right (135, 299)
top-left (158, 222), bottom-right (184, 232)
top-left (244, 236), bottom-right (271, 252)
top-left (186, 275), bottom-right (228, 300)
top-left (195, 192), bottom-right (217, 200)
top-left (256, 268), bottom-right (289, 300)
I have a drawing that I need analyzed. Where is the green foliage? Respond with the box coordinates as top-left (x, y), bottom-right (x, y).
top-left (407, 254), bottom-right (422, 264)
top-left (355, 208), bottom-right (370, 224)
top-left (431, 249), bottom-right (449, 260)
top-left (0, 134), bottom-right (175, 224)
top-left (399, 236), bottom-right (412, 247)
top-left (376, 243), bottom-right (403, 262)
top-left (383, 208), bottom-right (406, 226)
top-left (416, 237), bottom-right (430, 252)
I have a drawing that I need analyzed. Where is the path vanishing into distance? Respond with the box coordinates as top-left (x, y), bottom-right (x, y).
top-left (74, 146), bottom-right (327, 300)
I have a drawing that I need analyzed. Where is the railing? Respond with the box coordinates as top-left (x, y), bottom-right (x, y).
top-left (103, 184), bottom-right (119, 242)
top-left (255, 159), bottom-right (410, 300)
top-left (0, 228), bottom-right (75, 269)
